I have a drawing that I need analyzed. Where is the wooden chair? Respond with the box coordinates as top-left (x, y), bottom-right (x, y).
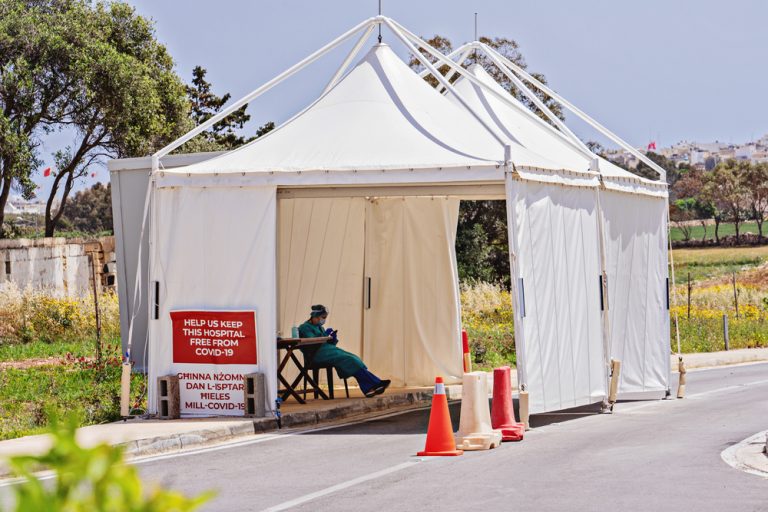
top-left (300, 345), bottom-right (349, 399)
top-left (308, 365), bottom-right (350, 399)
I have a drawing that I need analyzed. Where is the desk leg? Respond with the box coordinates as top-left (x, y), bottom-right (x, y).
top-left (277, 349), bottom-right (306, 404)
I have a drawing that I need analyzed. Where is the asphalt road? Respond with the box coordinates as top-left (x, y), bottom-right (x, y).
top-left (128, 363), bottom-right (768, 511)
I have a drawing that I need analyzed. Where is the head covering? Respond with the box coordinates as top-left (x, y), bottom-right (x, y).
top-left (310, 304), bottom-right (328, 318)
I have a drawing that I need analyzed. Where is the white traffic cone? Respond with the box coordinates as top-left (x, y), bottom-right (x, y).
top-left (456, 372), bottom-right (502, 450)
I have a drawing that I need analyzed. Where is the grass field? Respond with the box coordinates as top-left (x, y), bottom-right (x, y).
top-left (672, 245), bottom-right (768, 282)
top-left (0, 344), bottom-right (146, 441)
top-left (669, 221), bottom-right (764, 242)
top-left (0, 287), bottom-right (147, 441)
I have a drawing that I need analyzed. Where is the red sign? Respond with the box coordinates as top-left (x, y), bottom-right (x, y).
top-left (170, 310), bottom-right (257, 365)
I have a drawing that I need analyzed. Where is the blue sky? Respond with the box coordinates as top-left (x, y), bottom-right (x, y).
top-left (33, 0), bottom-right (768, 197)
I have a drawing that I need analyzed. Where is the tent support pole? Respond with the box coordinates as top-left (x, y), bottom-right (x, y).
top-left (479, 47), bottom-right (591, 155)
top-left (152, 17), bottom-right (378, 162)
top-left (479, 43), bottom-right (666, 181)
top-left (418, 46), bottom-right (465, 78)
top-left (437, 47), bottom-right (473, 94)
top-left (667, 200), bottom-right (683, 397)
top-left (388, 18), bottom-right (595, 160)
top-left (390, 20), bottom-right (548, 126)
top-left (382, 18), bottom-right (508, 146)
top-left (322, 24), bottom-right (377, 95)
top-left (424, 42), bottom-right (592, 161)
top-left (503, 148), bottom-right (529, 428)
top-left (593, 161), bottom-right (614, 405)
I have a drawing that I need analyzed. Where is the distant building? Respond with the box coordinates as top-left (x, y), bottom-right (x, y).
top-left (601, 135), bottom-right (768, 171)
top-left (4, 196), bottom-right (51, 216)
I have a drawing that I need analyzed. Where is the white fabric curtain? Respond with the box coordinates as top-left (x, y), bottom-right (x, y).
top-left (601, 191), bottom-right (670, 394)
top-left (506, 176), bottom-right (607, 413)
top-left (149, 186), bottom-right (277, 416)
top-left (277, 198), bottom-right (366, 384)
top-left (364, 197), bottom-right (464, 386)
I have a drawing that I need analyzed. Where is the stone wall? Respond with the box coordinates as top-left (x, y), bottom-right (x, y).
top-left (0, 236), bottom-right (116, 296)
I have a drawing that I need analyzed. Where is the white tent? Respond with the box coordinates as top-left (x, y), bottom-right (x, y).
top-left (122, 16), bottom-right (670, 418)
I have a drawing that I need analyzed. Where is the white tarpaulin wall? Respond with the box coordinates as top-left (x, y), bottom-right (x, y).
top-left (149, 186), bottom-right (277, 416)
top-left (277, 196), bottom-right (463, 389)
top-left (506, 176), bottom-right (607, 414)
top-left (601, 191), bottom-right (670, 394)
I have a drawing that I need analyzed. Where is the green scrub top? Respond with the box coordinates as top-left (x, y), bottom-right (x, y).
top-left (298, 321), bottom-right (366, 379)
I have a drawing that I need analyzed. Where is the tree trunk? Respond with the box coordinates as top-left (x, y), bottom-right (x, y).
top-left (714, 216), bottom-right (721, 245)
top-left (44, 170), bottom-right (70, 237)
top-left (0, 175), bottom-right (11, 238)
top-left (700, 220), bottom-right (707, 243)
top-left (757, 216), bottom-right (764, 243)
top-left (734, 216), bottom-right (741, 244)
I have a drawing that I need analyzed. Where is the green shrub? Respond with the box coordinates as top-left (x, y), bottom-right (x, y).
top-left (461, 282), bottom-right (516, 370)
top-left (8, 414), bottom-right (211, 511)
top-left (0, 284), bottom-right (120, 346)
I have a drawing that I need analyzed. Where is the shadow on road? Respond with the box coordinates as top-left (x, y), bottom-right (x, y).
top-left (298, 398), bottom-right (656, 436)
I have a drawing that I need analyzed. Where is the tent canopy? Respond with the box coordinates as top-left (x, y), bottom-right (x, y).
top-left (161, 44), bottom-right (574, 186)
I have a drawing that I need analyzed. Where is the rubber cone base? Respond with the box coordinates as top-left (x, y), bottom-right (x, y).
top-left (456, 430), bottom-right (502, 450)
top-left (498, 423), bottom-right (524, 442)
top-left (417, 448), bottom-right (464, 457)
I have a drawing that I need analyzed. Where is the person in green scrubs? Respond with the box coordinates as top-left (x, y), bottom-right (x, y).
top-left (298, 304), bottom-right (391, 397)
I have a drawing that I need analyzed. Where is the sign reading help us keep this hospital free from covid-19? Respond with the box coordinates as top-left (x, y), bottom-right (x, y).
top-left (170, 310), bottom-right (258, 416)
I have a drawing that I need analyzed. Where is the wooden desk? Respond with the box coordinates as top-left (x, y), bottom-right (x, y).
top-left (277, 337), bottom-right (331, 404)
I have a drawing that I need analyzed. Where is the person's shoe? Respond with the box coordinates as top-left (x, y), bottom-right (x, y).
top-left (373, 380), bottom-right (391, 396)
top-left (364, 388), bottom-right (377, 398)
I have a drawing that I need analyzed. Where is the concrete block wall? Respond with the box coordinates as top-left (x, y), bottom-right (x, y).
top-left (0, 236), bottom-right (115, 296)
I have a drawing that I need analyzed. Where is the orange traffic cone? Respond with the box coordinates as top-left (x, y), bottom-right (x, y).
top-left (417, 377), bottom-right (463, 456)
top-left (491, 366), bottom-right (524, 441)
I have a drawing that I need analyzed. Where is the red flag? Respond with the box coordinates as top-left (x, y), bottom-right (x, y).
top-left (647, 141), bottom-right (657, 151)
top-left (43, 167), bottom-right (51, 177)
top-left (91, 172), bottom-right (96, 178)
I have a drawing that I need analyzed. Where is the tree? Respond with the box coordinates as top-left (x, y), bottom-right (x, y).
top-left (0, 0), bottom-right (191, 237)
top-left (673, 168), bottom-right (712, 242)
top-left (456, 201), bottom-right (510, 285)
top-left (635, 151), bottom-right (681, 187)
top-left (670, 199), bottom-right (696, 242)
top-left (704, 160), bottom-right (749, 243)
top-left (743, 162), bottom-right (768, 240)
top-left (179, 66), bottom-right (275, 154)
top-left (185, 66), bottom-right (250, 150)
top-left (61, 181), bottom-right (113, 234)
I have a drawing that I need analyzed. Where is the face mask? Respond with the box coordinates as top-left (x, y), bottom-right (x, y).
top-left (319, 319), bottom-right (326, 326)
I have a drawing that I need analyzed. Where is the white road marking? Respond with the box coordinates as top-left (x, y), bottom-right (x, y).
top-left (130, 404), bottom-right (433, 465)
top-left (261, 459), bottom-right (428, 512)
top-left (0, 404), bottom-right (434, 487)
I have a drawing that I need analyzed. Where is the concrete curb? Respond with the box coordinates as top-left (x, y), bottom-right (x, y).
top-left (119, 386), bottom-right (461, 460)
top-left (721, 430), bottom-right (768, 478)
top-left (119, 420), bottom-right (260, 458)
top-left (671, 348), bottom-right (768, 371)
